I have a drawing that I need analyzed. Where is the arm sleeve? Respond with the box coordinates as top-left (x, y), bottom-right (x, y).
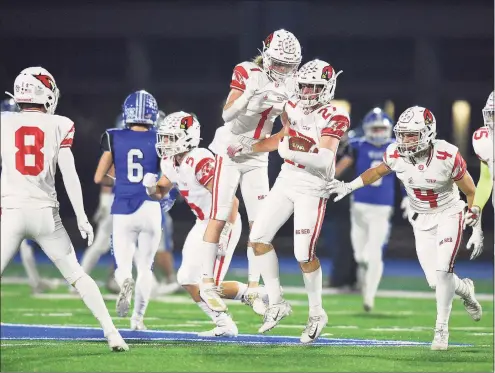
top-left (58, 147), bottom-right (87, 219)
top-left (473, 161), bottom-right (494, 209)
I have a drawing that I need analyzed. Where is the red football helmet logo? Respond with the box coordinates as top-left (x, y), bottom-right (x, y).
top-left (264, 33), bottom-right (274, 48)
top-left (321, 66), bottom-right (334, 81)
top-left (33, 74), bottom-right (55, 91)
top-left (423, 109), bottom-right (434, 125)
top-left (180, 115), bottom-right (194, 129)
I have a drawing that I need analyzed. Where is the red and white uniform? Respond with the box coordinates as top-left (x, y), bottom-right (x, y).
top-left (208, 62), bottom-right (291, 221)
top-left (472, 126), bottom-right (494, 205)
top-left (160, 147), bottom-right (242, 285)
top-left (250, 101), bottom-right (350, 262)
top-left (1, 110), bottom-right (83, 284)
top-left (1, 110), bottom-right (74, 209)
top-left (382, 140), bottom-right (467, 285)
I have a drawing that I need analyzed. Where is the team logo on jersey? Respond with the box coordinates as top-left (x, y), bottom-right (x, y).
top-left (180, 115), bottom-right (194, 130)
top-left (423, 109), bottom-right (434, 125)
top-left (33, 74), bottom-right (55, 91)
top-left (264, 33), bottom-right (274, 48)
top-left (321, 66), bottom-right (334, 81)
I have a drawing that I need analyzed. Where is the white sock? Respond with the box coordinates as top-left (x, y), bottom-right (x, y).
top-left (435, 271), bottom-right (455, 328)
top-left (357, 262), bottom-right (367, 292)
top-left (19, 240), bottom-right (41, 288)
top-left (196, 301), bottom-right (226, 323)
top-left (453, 274), bottom-right (469, 299)
top-left (255, 249), bottom-right (282, 305)
top-left (247, 246), bottom-right (261, 284)
top-left (132, 269), bottom-right (153, 319)
top-left (364, 259), bottom-right (383, 306)
top-left (233, 281), bottom-right (248, 300)
top-left (201, 241), bottom-right (219, 279)
top-left (302, 266), bottom-right (324, 316)
top-left (74, 274), bottom-right (115, 335)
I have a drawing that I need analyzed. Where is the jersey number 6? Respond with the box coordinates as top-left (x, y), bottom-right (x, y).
top-left (127, 149), bottom-right (144, 182)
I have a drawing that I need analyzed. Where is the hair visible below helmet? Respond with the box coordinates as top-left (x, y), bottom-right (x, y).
top-left (296, 59), bottom-right (342, 108)
top-left (155, 111), bottom-right (201, 158)
top-left (122, 90), bottom-right (158, 127)
top-left (482, 91), bottom-right (494, 130)
top-left (6, 67), bottom-right (59, 114)
top-left (1, 98), bottom-right (19, 112)
top-left (394, 106), bottom-right (437, 159)
top-left (260, 29), bottom-right (302, 83)
top-left (362, 108), bottom-right (393, 146)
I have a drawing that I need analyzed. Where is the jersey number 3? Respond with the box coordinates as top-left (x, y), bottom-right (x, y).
top-left (15, 126), bottom-right (45, 176)
top-left (127, 149), bottom-right (144, 182)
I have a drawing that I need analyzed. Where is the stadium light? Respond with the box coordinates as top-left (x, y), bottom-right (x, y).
top-left (452, 100), bottom-right (470, 157)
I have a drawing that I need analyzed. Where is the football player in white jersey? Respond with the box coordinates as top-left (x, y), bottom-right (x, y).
top-left (143, 112), bottom-right (268, 336)
top-left (464, 91), bottom-right (494, 228)
top-left (0, 67), bottom-right (127, 351)
top-left (200, 29), bottom-right (302, 312)
top-left (230, 59), bottom-right (349, 343)
top-left (328, 106), bottom-right (483, 350)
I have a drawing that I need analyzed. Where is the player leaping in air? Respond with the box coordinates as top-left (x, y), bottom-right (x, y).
top-left (328, 106), bottom-right (483, 350)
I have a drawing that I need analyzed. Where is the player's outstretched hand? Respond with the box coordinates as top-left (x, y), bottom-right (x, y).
top-left (327, 179), bottom-right (352, 202)
top-left (227, 137), bottom-right (254, 159)
top-left (400, 197), bottom-right (410, 220)
top-left (77, 217), bottom-right (94, 246)
top-left (466, 226), bottom-right (484, 260)
top-left (143, 173), bottom-right (158, 195)
top-left (463, 205), bottom-right (481, 229)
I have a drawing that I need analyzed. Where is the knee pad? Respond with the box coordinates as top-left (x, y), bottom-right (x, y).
top-left (250, 241), bottom-right (273, 256)
top-left (55, 253), bottom-right (85, 285)
top-left (177, 265), bottom-right (200, 286)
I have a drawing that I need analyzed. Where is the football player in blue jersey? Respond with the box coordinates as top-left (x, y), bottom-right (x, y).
top-left (94, 90), bottom-right (163, 330)
top-left (0, 98), bottom-right (57, 293)
top-left (335, 108), bottom-right (409, 311)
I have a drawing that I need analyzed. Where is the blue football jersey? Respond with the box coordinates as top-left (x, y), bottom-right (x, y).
top-left (100, 128), bottom-right (160, 214)
top-left (347, 137), bottom-right (395, 206)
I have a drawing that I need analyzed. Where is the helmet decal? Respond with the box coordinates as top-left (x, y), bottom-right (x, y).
top-left (321, 66), bottom-right (333, 81)
top-left (33, 74), bottom-right (55, 91)
top-left (423, 109), bottom-right (434, 125)
top-left (264, 33), bottom-right (274, 48)
top-left (180, 115), bottom-right (194, 130)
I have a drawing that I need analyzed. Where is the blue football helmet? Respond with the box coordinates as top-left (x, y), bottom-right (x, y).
top-left (122, 90), bottom-right (158, 127)
top-left (1, 98), bottom-right (19, 112)
top-left (362, 107), bottom-right (393, 146)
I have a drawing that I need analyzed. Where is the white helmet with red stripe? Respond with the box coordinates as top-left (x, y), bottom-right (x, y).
top-left (6, 67), bottom-right (60, 114)
top-left (296, 59), bottom-right (343, 108)
top-left (156, 111), bottom-right (201, 158)
top-left (482, 91), bottom-right (494, 130)
top-left (260, 29), bottom-right (302, 83)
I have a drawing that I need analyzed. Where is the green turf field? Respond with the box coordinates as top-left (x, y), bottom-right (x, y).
top-left (1, 265), bottom-right (494, 372)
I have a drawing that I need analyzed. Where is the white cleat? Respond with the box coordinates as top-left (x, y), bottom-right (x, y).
top-left (116, 278), bottom-right (134, 317)
top-left (461, 278), bottom-right (482, 321)
top-left (242, 287), bottom-right (269, 316)
top-left (431, 327), bottom-right (449, 350)
top-left (106, 330), bottom-right (129, 352)
top-left (258, 300), bottom-right (292, 333)
top-left (300, 312), bottom-right (328, 344)
top-left (199, 283), bottom-right (227, 312)
top-left (130, 317), bottom-right (147, 331)
top-left (197, 316), bottom-right (238, 338)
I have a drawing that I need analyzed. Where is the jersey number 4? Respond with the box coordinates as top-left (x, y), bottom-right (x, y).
top-left (127, 149), bottom-right (144, 182)
top-left (413, 188), bottom-right (439, 208)
top-left (15, 126), bottom-right (45, 176)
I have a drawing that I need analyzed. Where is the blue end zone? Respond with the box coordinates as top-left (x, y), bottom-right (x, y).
top-left (0, 323), bottom-right (472, 347)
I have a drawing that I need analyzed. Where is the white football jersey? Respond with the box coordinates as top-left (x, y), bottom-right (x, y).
top-left (277, 100), bottom-right (350, 197)
top-left (209, 61), bottom-right (290, 165)
top-left (472, 126), bottom-right (494, 206)
top-left (383, 140), bottom-right (467, 214)
top-left (160, 147), bottom-right (215, 221)
top-left (1, 110), bottom-right (75, 209)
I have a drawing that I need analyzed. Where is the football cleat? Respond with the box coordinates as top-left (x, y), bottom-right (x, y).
top-left (116, 278), bottom-right (134, 317)
top-left (242, 287), bottom-right (269, 316)
top-left (461, 278), bottom-right (482, 321)
top-left (130, 317), bottom-right (147, 331)
top-left (197, 315), bottom-right (238, 338)
top-left (300, 312), bottom-right (328, 344)
top-left (258, 300), bottom-right (292, 333)
top-left (431, 327), bottom-right (449, 351)
top-left (106, 330), bottom-right (129, 352)
top-left (199, 283), bottom-right (227, 312)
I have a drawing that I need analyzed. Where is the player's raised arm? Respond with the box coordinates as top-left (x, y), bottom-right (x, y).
top-left (94, 131), bottom-right (116, 187)
top-left (222, 65), bottom-right (259, 123)
top-left (57, 130), bottom-right (94, 245)
top-left (143, 173), bottom-right (174, 201)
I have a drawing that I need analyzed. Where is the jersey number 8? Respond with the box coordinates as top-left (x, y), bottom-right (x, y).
top-left (127, 149), bottom-right (144, 182)
top-left (15, 126), bottom-right (45, 176)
